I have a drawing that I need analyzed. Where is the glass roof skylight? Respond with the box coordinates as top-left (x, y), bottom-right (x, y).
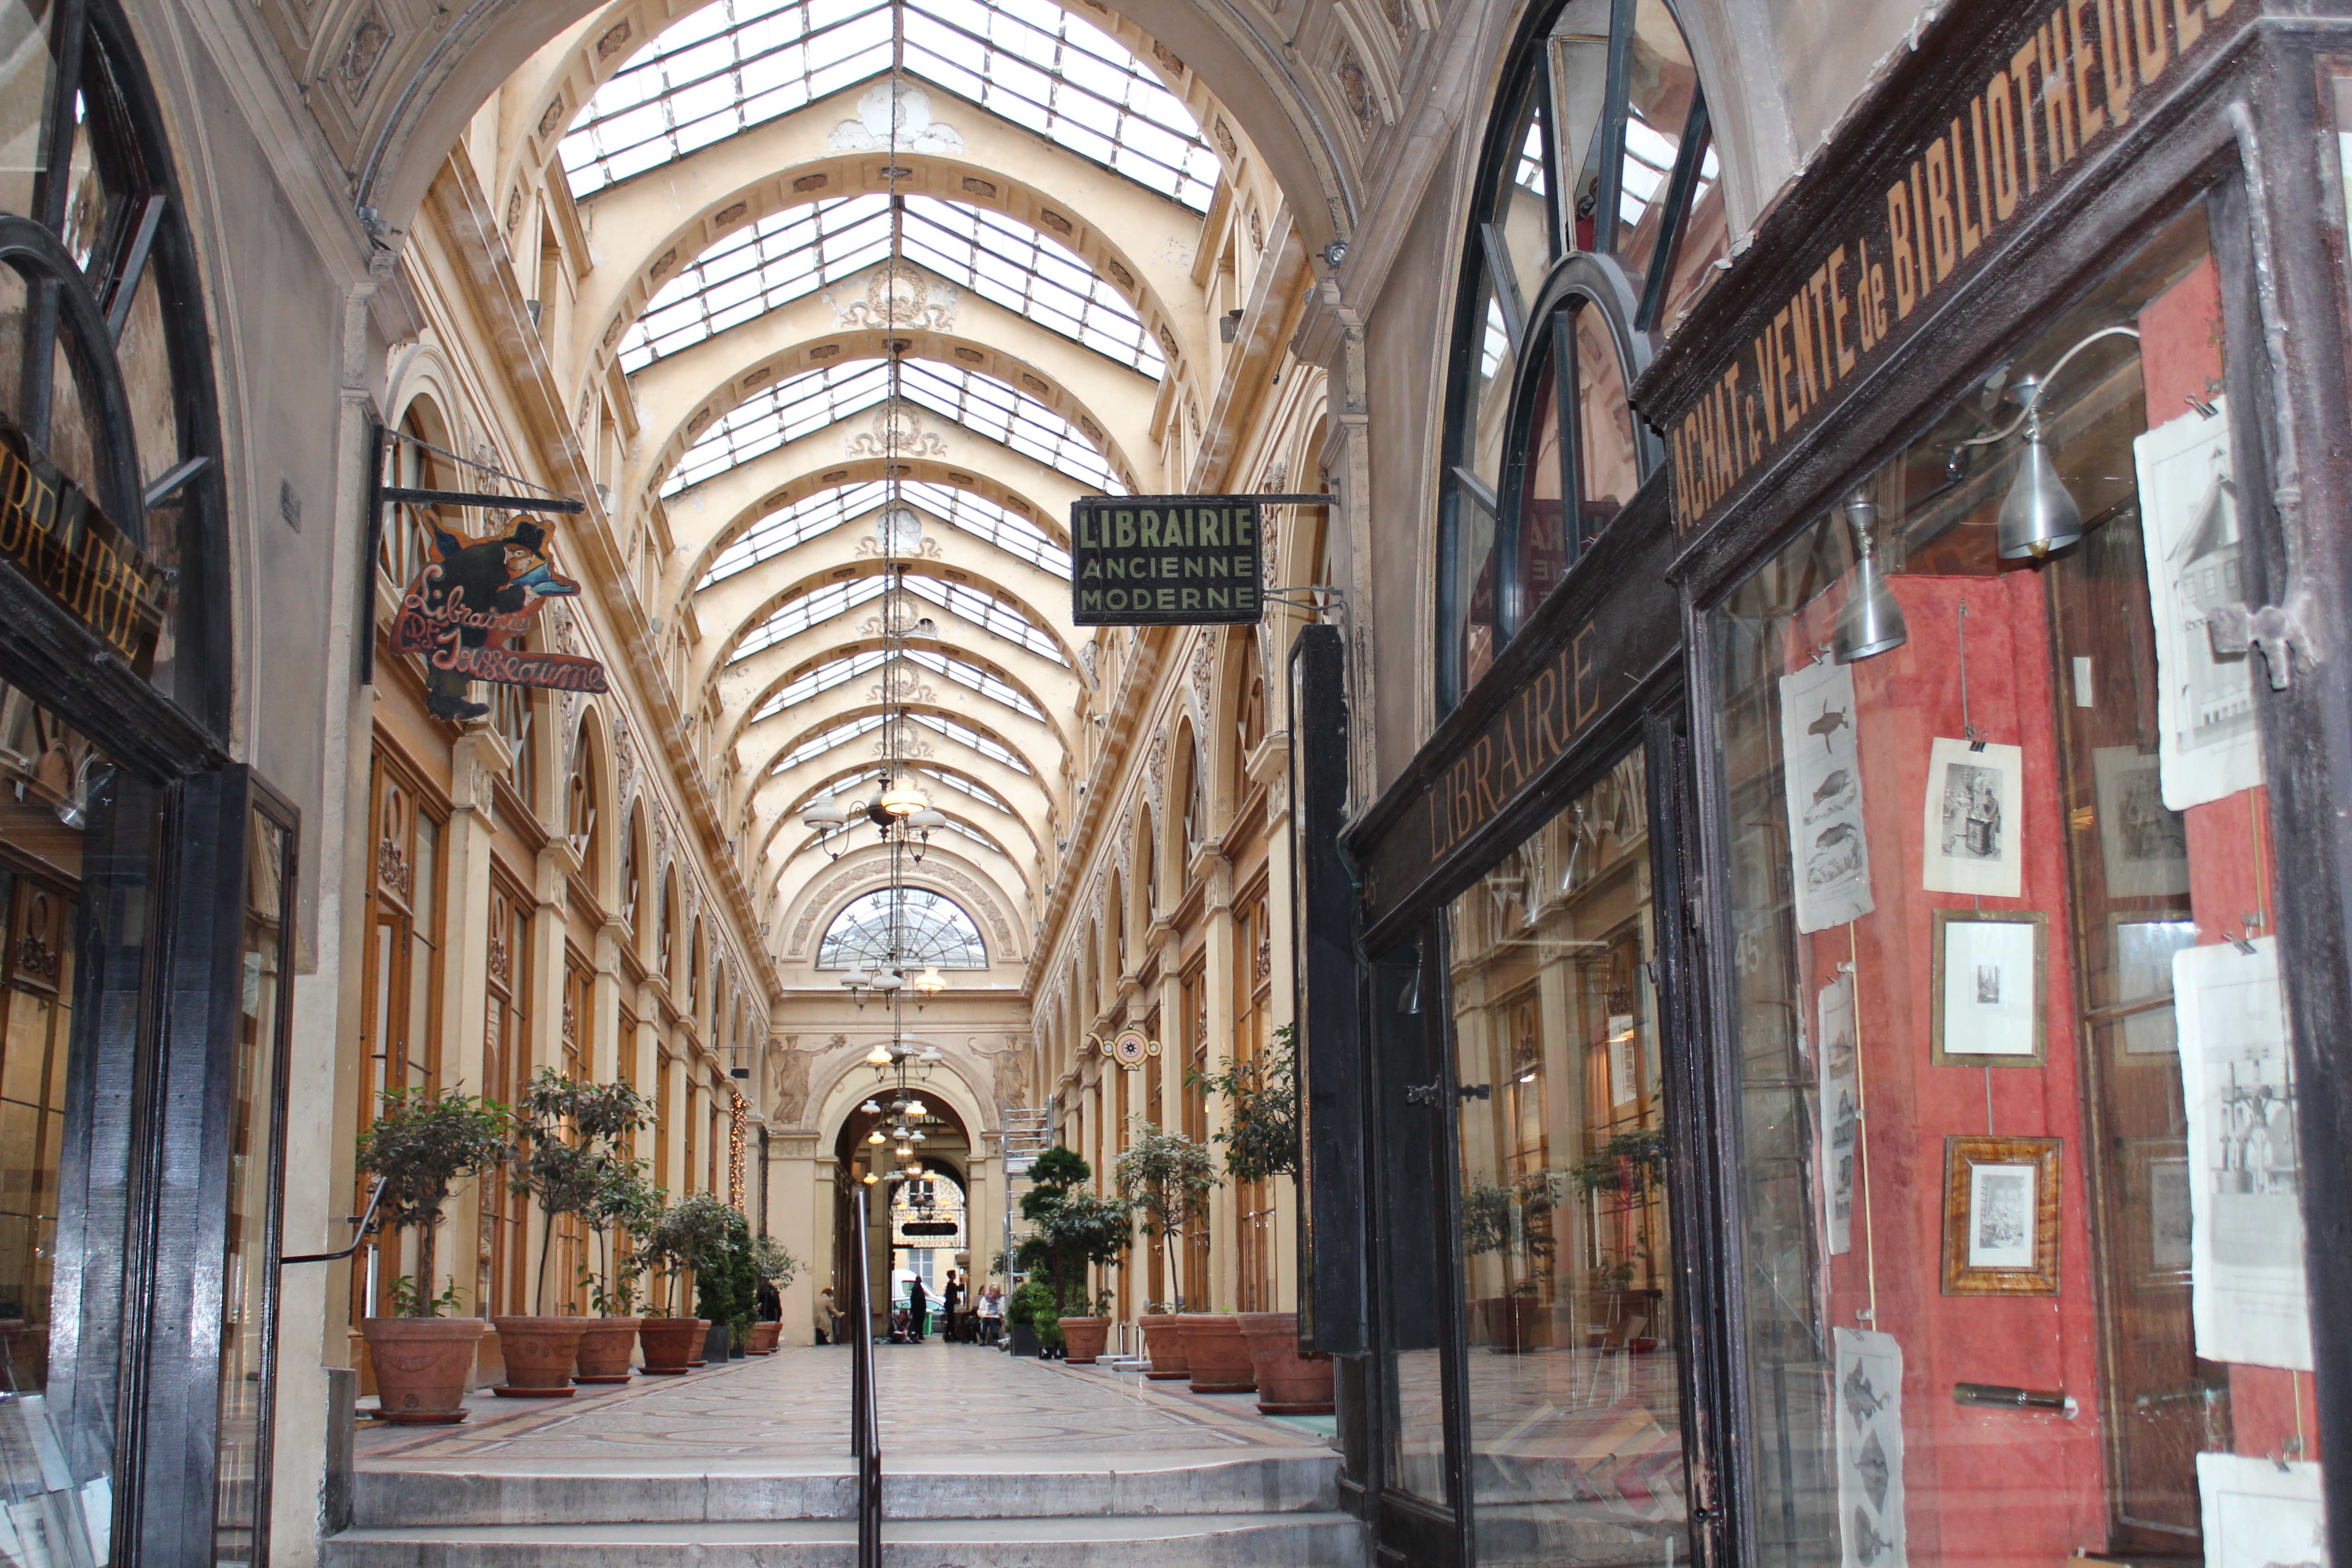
top-left (899, 574), bottom-right (1067, 665)
top-left (619, 196), bottom-right (1160, 376)
top-left (818, 887), bottom-right (988, 969)
top-left (776, 711), bottom-right (890, 771)
top-left (563, 0), bottom-right (1216, 211)
top-left (664, 357), bottom-right (1120, 497)
top-left (907, 710), bottom-right (1032, 771)
top-left (730, 575), bottom-right (889, 662)
top-left (899, 481), bottom-right (1068, 572)
top-left (701, 480), bottom-right (891, 586)
top-left (792, 770), bottom-right (1013, 856)
top-left (751, 648), bottom-right (1044, 722)
top-left (666, 360), bottom-right (892, 494)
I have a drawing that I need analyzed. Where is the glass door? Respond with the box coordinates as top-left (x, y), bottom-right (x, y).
top-left (1444, 745), bottom-right (1694, 1565)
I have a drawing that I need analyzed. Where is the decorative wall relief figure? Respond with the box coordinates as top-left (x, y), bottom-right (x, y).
top-left (2174, 936), bottom-right (2311, 1369)
top-left (1778, 659), bottom-right (1873, 931)
top-left (2136, 400), bottom-right (2262, 809)
top-left (1818, 970), bottom-right (1858, 1256)
top-left (1919, 738), bottom-right (2023, 897)
top-left (1833, 1328), bottom-right (1906, 1568)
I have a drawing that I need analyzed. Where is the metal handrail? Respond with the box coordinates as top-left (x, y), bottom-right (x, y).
top-left (848, 1181), bottom-right (882, 1568)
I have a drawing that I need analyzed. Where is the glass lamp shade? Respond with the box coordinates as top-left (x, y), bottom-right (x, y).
top-left (917, 1044), bottom-right (943, 1063)
top-left (865, 1046), bottom-right (894, 1068)
top-left (862, 1171), bottom-right (879, 1185)
top-left (904, 1099), bottom-right (927, 1117)
top-left (895, 1143), bottom-right (913, 1158)
top-left (912, 966), bottom-right (946, 995)
top-left (906, 809), bottom-right (947, 831)
top-left (1996, 430), bottom-right (2083, 559)
top-left (1833, 494), bottom-right (1909, 663)
top-left (867, 1128), bottom-right (886, 1144)
top-left (802, 801), bottom-right (848, 829)
top-left (878, 783), bottom-right (929, 817)
top-left (873, 972), bottom-right (903, 993)
top-left (841, 968), bottom-right (872, 990)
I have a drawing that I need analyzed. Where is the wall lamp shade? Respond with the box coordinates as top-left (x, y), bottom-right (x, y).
top-left (865, 1043), bottom-right (894, 1065)
top-left (841, 967), bottom-right (872, 990)
top-left (1833, 493), bottom-right (1909, 662)
top-left (802, 801), bottom-right (848, 829)
top-left (867, 1128), bottom-right (886, 1144)
top-left (1996, 424), bottom-right (2083, 559)
top-left (906, 809), bottom-right (946, 831)
top-left (873, 972), bottom-right (903, 993)
top-left (912, 966), bottom-right (946, 995)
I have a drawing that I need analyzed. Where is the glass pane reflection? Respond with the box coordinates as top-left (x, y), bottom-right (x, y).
top-left (1448, 750), bottom-right (1689, 1564)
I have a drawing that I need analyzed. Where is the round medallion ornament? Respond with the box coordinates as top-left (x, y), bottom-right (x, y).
top-left (1112, 1028), bottom-right (1149, 1067)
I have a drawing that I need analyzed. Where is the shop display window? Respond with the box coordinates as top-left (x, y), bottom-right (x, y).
top-left (0, 683), bottom-right (162, 1565)
top-left (1437, 0), bottom-right (1724, 710)
top-left (1705, 205), bottom-right (2323, 1565)
top-left (1446, 750), bottom-right (1687, 1563)
top-left (215, 803), bottom-right (294, 1567)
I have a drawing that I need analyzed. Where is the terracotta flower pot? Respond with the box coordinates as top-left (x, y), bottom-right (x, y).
top-left (363, 1317), bottom-right (489, 1424)
top-left (1140, 1314), bottom-right (1190, 1380)
top-left (638, 1317), bottom-right (707, 1375)
top-left (1176, 1313), bottom-right (1255, 1394)
top-left (490, 1316), bottom-right (586, 1397)
top-left (749, 1321), bottom-right (782, 1355)
top-left (573, 1318), bottom-right (641, 1383)
top-left (1238, 1311), bottom-right (1335, 1415)
top-left (1059, 1315), bottom-right (1111, 1365)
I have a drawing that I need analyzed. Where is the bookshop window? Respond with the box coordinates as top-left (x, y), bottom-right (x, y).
top-left (1705, 205), bottom-right (2323, 1565)
top-left (1437, 0), bottom-right (1723, 709)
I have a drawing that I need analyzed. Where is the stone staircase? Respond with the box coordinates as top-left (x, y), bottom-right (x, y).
top-left (324, 1449), bottom-right (1365, 1567)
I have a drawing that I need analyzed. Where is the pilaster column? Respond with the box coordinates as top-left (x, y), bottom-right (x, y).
top-left (439, 729), bottom-right (508, 1318)
top-left (1192, 839), bottom-right (1237, 1311)
top-left (524, 843), bottom-right (572, 1310)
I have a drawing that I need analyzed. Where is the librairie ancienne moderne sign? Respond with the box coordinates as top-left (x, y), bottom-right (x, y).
top-left (1069, 493), bottom-right (1333, 626)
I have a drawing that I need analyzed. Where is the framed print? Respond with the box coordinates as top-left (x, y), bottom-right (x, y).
top-left (2091, 745), bottom-right (2189, 897)
top-left (2195, 1454), bottom-right (2323, 1568)
top-left (1941, 1135), bottom-right (2062, 1295)
top-left (2112, 918), bottom-right (2196, 1056)
top-left (1920, 738), bottom-right (2024, 897)
top-left (1929, 910), bottom-right (2048, 1066)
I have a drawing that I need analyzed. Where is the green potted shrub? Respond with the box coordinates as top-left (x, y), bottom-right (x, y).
top-left (639, 1193), bottom-right (734, 1373)
top-left (696, 1204), bottom-right (758, 1361)
top-left (1114, 1121), bottom-right (1219, 1379)
top-left (355, 1084), bottom-right (511, 1423)
top-left (1014, 1146), bottom-right (1132, 1364)
top-left (574, 1157), bottom-right (662, 1382)
top-left (1003, 1279), bottom-right (1058, 1358)
top-left (749, 1235), bottom-right (798, 1354)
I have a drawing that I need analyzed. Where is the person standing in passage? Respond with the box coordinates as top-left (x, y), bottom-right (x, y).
top-left (906, 1274), bottom-right (928, 1343)
top-left (941, 1269), bottom-right (962, 1343)
top-left (814, 1287), bottom-right (839, 1345)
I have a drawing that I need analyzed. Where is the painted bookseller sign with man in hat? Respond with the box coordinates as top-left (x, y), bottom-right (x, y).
top-left (390, 512), bottom-right (609, 720)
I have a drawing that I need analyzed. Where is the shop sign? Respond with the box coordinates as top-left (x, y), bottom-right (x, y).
top-left (1663, 0), bottom-right (2246, 538)
top-left (0, 407), bottom-right (167, 673)
top-left (1355, 525), bottom-right (1675, 930)
top-left (388, 516), bottom-right (610, 692)
top-left (1069, 495), bottom-right (1264, 624)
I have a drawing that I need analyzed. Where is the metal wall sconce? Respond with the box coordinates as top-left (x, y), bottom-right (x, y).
top-left (1958, 324), bottom-right (2142, 561)
top-left (1833, 491), bottom-right (1909, 662)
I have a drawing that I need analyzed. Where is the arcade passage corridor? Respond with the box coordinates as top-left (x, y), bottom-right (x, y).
top-left (12, 0), bottom-right (2343, 1555)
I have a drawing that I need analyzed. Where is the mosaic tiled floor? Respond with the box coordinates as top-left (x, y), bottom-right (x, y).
top-left (357, 1343), bottom-right (1326, 1466)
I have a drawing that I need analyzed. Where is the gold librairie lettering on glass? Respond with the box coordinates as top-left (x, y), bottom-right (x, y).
top-left (0, 408), bottom-right (167, 672)
top-left (1666, 0), bottom-right (2244, 536)
top-left (1069, 495), bottom-right (1262, 625)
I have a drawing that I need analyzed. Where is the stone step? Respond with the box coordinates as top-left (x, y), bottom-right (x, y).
top-left (322, 1509), bottom-right (1363, 1568)
top-left (352, 1451), bottom-right (1339, 1528)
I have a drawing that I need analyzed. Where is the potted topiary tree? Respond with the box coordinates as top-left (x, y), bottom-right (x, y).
top-left (1194, 1024), bottom-right (1332, 1410)
top-left (355, 1084), bottom-right (511, 1423)
top-left (492, 1069), bottom-right (618, 1396)
top-left (638, 1193), bottom-right (733, 1374)
top-left (749, 1235), bottom-right (798, 1354)
top-left (1114, 1121), bottom-right (1219, 1380)
top-left (574, 1157), bottom-right (662, 1382)
top-left (1015, 1147), bottom-right (1132, 1365)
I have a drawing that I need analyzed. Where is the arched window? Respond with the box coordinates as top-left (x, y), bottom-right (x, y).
top-left (0, 0), bottom-right (229, 725)
top-left (493, 672), bottom-right (536, 806)
top-left (621, 805), bottom-right (642, 933)
top-left (818, 889), bottom-right (988, 970)
top-left (1436, 0), bottom-right (1726, 709)
top-left (1182, 735), bottom-right (1204, 849)
top-left (567, 734), bottom-right (597, 878)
